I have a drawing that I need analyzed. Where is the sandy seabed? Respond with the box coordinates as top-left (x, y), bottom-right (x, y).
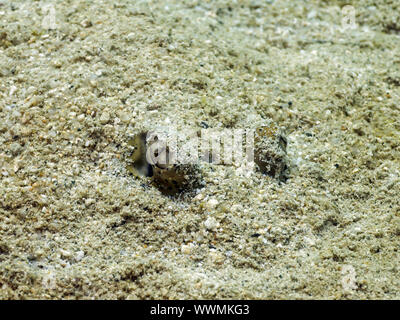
top-left (0, 0), bottom-right (399, 299)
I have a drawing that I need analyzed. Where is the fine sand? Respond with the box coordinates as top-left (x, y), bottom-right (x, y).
top-left (0, 0), bottom-right (399, 299)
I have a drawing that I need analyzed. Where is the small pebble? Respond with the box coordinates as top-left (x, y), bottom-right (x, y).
top-left (204, 217), bottom-right (219, 231)
top-left (206, 198), bottom-right (219, 209)
top-left (76, 250), bottom-right (85, 262)
top-left (100, 111), bottom-right (110, 124)
top-left (181, 243), bottom-right (194, 255)
top-left (10, 142), bottom-right (22, 156)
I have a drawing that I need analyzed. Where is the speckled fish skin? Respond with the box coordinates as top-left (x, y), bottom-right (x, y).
top-left (253, 125), bottom-right (289, 182)
top-left (152, 163), bottom-right (202, 195)
top-left (126, 133), bottom-right (153, 177)
top-left (127, 132), bottom-right (202, 195)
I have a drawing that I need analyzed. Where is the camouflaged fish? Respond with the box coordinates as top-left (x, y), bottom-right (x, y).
top-left (253, 125), bottom-right (289, 181)
top-left (127, 132), bottom-right (202, 195)
top-left (126, 132), bottom-right (153, 177)
top-left (127, 124), bottom-right (289, 194)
